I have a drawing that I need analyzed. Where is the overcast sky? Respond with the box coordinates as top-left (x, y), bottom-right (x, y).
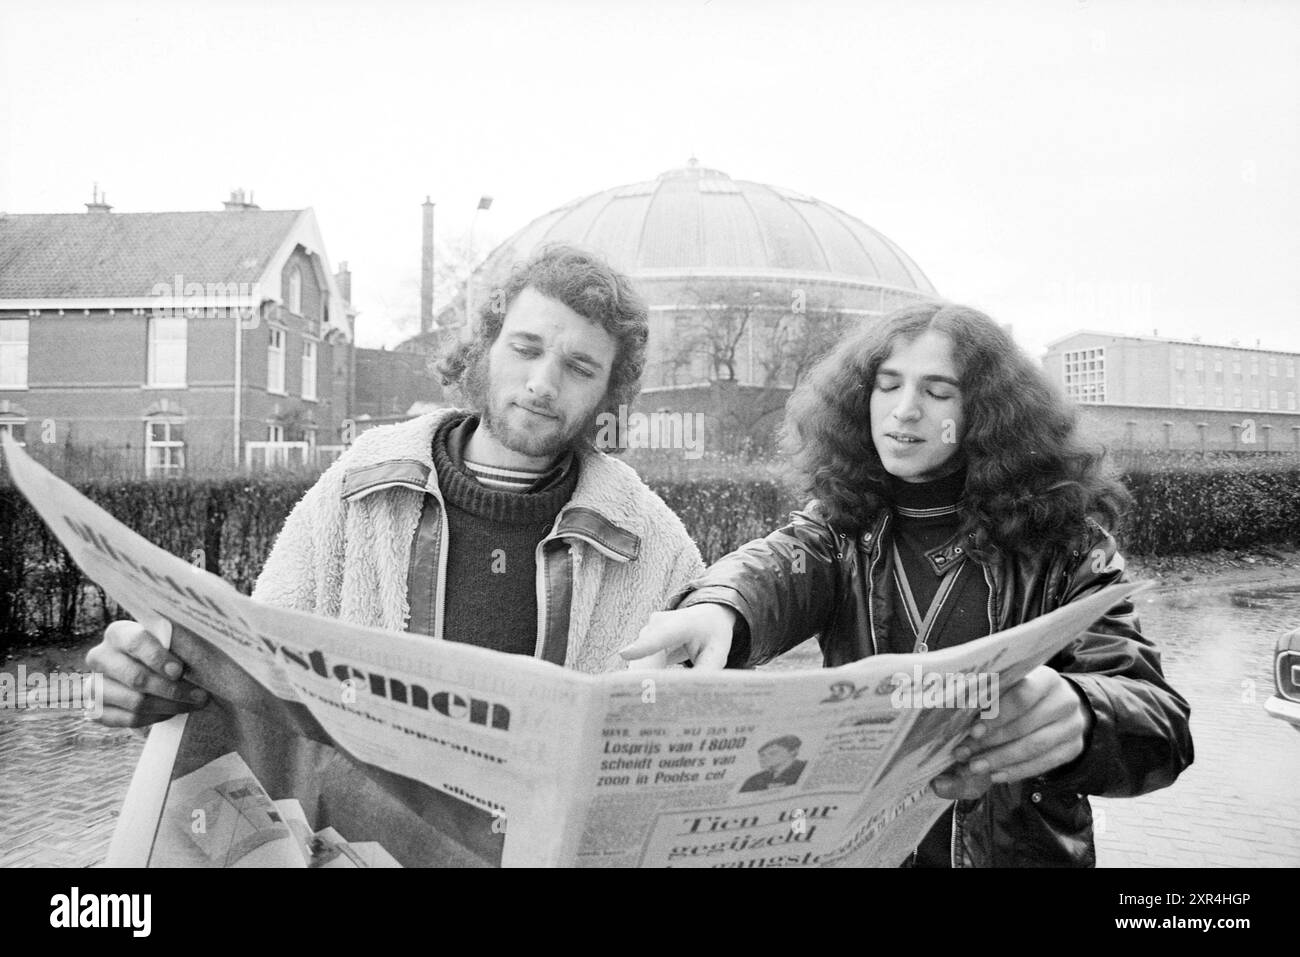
top-left (1, 0), bottom-right (1296, 358)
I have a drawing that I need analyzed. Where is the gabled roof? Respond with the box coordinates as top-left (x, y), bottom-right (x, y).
top-left (0, 209), bottom-right (302, 298)
top-left (0, 206), bottom-right (352, 340)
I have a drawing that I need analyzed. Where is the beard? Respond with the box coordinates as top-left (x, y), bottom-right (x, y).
top-left (482, 395), bottom-right (581, 459)
top-left (465, 348), bottom-right (602, 459)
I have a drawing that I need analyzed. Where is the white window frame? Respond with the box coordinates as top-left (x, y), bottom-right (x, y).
top-left (1062, 347), bottom-right (1106, 403)
top-left (1, 318), bottom-right (31, 390)
top-left (146, 315), bottom-right (187, 388)
top-left (1232, 389), bottom-right (1242, 408)
top-left (267, 327), bottom-right (286, 395)
top-left (1269, 357), bottom-right (1278, 377)
top-left (289, 268), bottom-right (303, 316)
top-left (1251, 389), bottom-right (1261, 409)
top-left (144, 417), bottom-right (185, 478)
top-left (1288, 392), bottom-right (1297, 411)
top-left (301, 339), bottom-right (317, 402)
top-left (1174, 349), bottom-right (1184, 371)
top-left (268, 423), bottom-right (285, 443)
top-left (1175, 383), bottom-right (1185, 405)
top-left (1270, 390), bottom-right (1279, 410)
top-left (0, 417), bottom-right (27, 446)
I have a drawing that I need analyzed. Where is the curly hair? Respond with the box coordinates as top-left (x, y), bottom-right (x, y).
top-left (780, 301), bottom-right (1129, 559)
top-left (437, 243), bottom-right (649, 449)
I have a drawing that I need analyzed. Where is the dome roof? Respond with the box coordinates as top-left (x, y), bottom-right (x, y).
top-left (479, 161), bottom-right (936, 295)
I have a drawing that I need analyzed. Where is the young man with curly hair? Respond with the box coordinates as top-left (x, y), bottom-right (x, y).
top-left (626, 301), bottom-right (1194, 867)
top-left (88, 244), bottom-right (704, 865)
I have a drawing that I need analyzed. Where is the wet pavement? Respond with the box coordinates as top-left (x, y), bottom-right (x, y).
top-left (1090, 581), bottom-right (1300, 867)
top-left (2, 574), bottom-right (1299, 867)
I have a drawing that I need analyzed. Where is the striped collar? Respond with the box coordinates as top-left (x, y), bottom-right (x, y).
top-left (895, 502), bottom-right (961, 520)
top-left (885, 466), bottom-right (966, 515)
top-left (447, 412), bottom-right (574, 493)
top-left (464, 460), bottom-right (547, 492)
top-left (336, 409), bottom-right (643, 563)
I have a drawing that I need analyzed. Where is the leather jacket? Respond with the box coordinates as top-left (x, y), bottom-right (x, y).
top-left (679, 504), bottom-right (1195, 867)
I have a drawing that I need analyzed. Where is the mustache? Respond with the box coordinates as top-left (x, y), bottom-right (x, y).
top-left (515, 400), bottom-right (560, 418)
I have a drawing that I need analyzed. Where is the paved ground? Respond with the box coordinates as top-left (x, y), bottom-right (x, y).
top-left (1090, 580), bottom-right (1300, 867)
top-left (0, 714), bottom-right (141, 867)
top-left (2, 573), bottom-right (1299, 868)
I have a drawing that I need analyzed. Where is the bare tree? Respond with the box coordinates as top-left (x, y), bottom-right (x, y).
top-left (667, 282), bottom-right (854, 454)
top-left (675, 282), bottom-right (767, 382)
top-left (671, 282), bottom-right (852, 387)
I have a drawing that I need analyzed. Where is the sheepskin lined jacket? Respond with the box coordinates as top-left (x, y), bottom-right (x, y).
top-left (252, 409), bottom-right (705, 674)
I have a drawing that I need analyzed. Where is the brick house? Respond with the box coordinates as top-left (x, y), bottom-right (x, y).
top-left (0, 190), bottom-right (356, 475)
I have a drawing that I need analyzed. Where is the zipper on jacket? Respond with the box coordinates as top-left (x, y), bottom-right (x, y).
top-left (954, 562), bottom-right (998, 867)
top-left (533, 538), bottom-right (548, 661)
top-left (981, 562), bottom-right (996, 633)
top-left (531, 506), bottom-right (576, 662)
top-left (865, 513), bottom-right (890, 657)
top-left (950, 803), bottom-right (960, 868)
top-left (427, 487), bottom-right (450, 639)
top-left (532, 518), bottom-right (642, 662)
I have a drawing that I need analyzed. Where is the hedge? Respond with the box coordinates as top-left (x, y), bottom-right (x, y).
top-left (3, 462), bottom-right (1299, 649)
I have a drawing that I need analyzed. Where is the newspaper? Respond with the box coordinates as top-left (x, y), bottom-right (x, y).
top-left (2, 435), bottom-right (1150, 868)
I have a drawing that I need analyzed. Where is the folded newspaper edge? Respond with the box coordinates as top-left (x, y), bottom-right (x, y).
top-left (2, 434), bottom-right (1153, 868)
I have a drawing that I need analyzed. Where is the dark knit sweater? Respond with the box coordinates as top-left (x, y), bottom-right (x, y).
top-left (425, 413), bottom-right (578, 655)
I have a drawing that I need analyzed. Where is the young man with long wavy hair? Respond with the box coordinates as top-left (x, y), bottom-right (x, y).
top-left (625, 301), bottom-right (1194, 867)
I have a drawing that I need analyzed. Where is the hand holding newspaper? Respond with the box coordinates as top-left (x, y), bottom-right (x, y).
top-left (2, 435), bottom-right (1150, 867)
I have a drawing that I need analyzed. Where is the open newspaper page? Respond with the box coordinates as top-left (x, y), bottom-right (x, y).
top-left (2, 435), bottom-right (594, 868)
top-left (3, 435), bottom-right (1149, 867)
top-left (549, 578), bottom-right (1148, 867)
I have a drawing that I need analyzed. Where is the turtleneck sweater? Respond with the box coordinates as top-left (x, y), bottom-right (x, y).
top-left (881, 468), bottom-right (990, 657)
top-left (410, 412), bottom-right (579, 655)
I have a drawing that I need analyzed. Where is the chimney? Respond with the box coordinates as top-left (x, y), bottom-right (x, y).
top-left (335, 261), bottom-right (352, 303)
top-left (223, 188), bottom-right (260, 211)
top-left (85, 183), bottom-right (112, 214)
top-left (420, 197), bottom-right (435, 335)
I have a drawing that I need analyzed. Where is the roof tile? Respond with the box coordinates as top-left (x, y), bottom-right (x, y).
top-left (0, 210), bottom-right (301, 299)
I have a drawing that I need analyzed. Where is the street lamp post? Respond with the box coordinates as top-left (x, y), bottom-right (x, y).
top-left (464, 195), bottom-right (493, 340)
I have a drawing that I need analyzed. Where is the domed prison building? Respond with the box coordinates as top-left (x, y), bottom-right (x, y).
top-left (429, 162), bottom-right (939, 457)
